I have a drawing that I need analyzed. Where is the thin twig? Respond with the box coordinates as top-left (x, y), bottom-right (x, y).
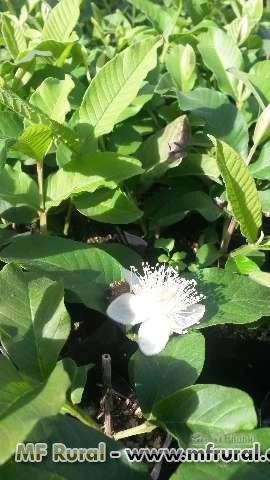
top-left (101, 353), bottom-right (113, 437)
top-left (36, 160), bottom-right (47, 234)
top-left (151, 434), bottom-right (172, 480)
top-left (246, 144), bottom-right (257, 165)
top-left (114, 422), bottom-right (157, 441)
top-left (220, 217), bottom-right (238, 253)
top-left (63, 200), bottom-right (73, 236)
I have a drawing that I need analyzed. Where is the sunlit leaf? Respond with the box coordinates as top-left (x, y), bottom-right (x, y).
top-left (79, 37), bottom-right (162, 136)
top-left (215, 139), bottom-right (262, 243)
top-left (30, 75), bottom-right (74, 123)
top-left (74, 188), bottom-right (143, 224)
top-left (198, 28), bottom-right (243, 100)
top-left (40, 0), bottom-right (80, 43)
top-left (15, 124), bottom-right (52, 161)
top-left (45, 153), bottom-right (143, 211)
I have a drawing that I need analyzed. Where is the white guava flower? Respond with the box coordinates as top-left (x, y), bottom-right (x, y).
top-left (106, 262), bottom-right (205, 356)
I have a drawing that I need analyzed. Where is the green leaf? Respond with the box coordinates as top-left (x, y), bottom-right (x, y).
top-left (196, 243), bottom-right (221, 266)
top-left (0, 139), bottom-right (7, 171)
top-left (79, 37), bottom-right (162, 136)
top-left (0, 360), bottom-right (70, 465)
top-left (30, 75), bottom-right (74, 123)
top-left (176, 461), bottom-right (270, 480)
top-left (243, 0), bottom-right (263, 27)
top-left (168, 153), bottom-right (220, 182)
top-left (157, 253), bottom-right (169, 263)
top-left (178, 88), bottom-right (249, 157)
top-left (0, 110), bottom-right (23, 138)
top-left (146, 189), bottom-right (221, 230)
top-left (0, 465), bottom-right (59, 480)
top-left (230, 243), bottom-right (263, 257)
top-left (131, 332), bottom-right (205, 416)
top-left (226, 16), bottom-right (252, 46)
top-left (56, 123), bottom-right (97, 167)
top-left (154, 237), bottom-right (175, 253)
top-left (108, 123), bottom-right (142, 155)
top-left (258, 237), bottom-right (270, 250)
top-left (193, 267), bottom-right (270, 328)
top-left (152, 384), bottom-right (257, 446)
top-left (100, 243), bottom-right (142, 270)
top-left (228, 247), bottom-right (265, 271)
top-left (63, 358), bottom-right (89, 404)
top-left (45, 153), bottom-right (143, 211)
top-left (0, 415), bottom-right (148, 479)
top-left (230, 254), bottom-right (260, 275)
top-left (40, 0), bottom-right (80, 43)
top-left (0, 264), bottom-right (70, 380)
top-left (250, 141), bottom-right (270, 179)
top-left (253, 105), bottom-right (270, 147)
top-left (74, 188), bottom-right (143, 224)
top-left (0, 235), bottom-right (122, 313)
top-left (0, 163), bottom-right (39, 223)
top-left (137, 115), bottom-right (190, 180)
top-left (14, 124), bottom-right (52, 161)
top-left (155, 71), bottom-right (175, 94)
top-left (198, 28), bottom-right (243, 100)
top-left (189, 426), bottom-right (270, 448)
top-left (258, 190), bottom-right (270, 212)
top-left (249, 61), bottom-right (270, 104)
top-left (173, 429), bottom-right (270, 479)
top-left (116, 83), bottom-right (155, 124)
top-left (127, 0), bottom-right (174, 37)
top-left (0, 87), bottom-right (49, 124)
top-left (0, 87), bottom-right (79, 151)
top-left (56, 142), bottom-right (73, 167)
top-left (166, 43), bottom-right (196, 92)
top-left (0, 226), bottom-right (18, 247)
top-left (1, 13), bottom-right (27, 59)
top-left (216, 139), bottom-right (262, 243)
top-left (249, 270), bottom-right (270, 288)
top-left (227, 67), bottom-right (265, 109)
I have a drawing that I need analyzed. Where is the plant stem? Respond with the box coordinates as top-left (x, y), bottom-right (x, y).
top-left (114, 422), bottom-right (157, 440)
top-left (146, 107), bottom-right (160, 129)
top-left (101, 353), bottom-right (113, 437)
top-left (131, 3), bottom-right (136, 24)
top-left (63, 200), bottom-right (73, 236)
top-left (160, 41), bottom-right (170, 64)
top-left (220, 217), bottom-right (238, 253)
top-left (99, 135), bottom-right (106, 151)
top-left (61, 401), bottom-right (99, 430)
top-left (36, 160), bottom-right (47, 234)
top-left (246, 144), bottom-right (257, 165)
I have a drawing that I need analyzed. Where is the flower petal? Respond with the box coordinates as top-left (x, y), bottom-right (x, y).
top-left (106, 293), bottom-right (148, 326)
top-left (138, 319), bottom-right (170, 356)
top-left (122, 267), bottom-right (140, 289)
top-left (173, 303), bottom-right (205, 334)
